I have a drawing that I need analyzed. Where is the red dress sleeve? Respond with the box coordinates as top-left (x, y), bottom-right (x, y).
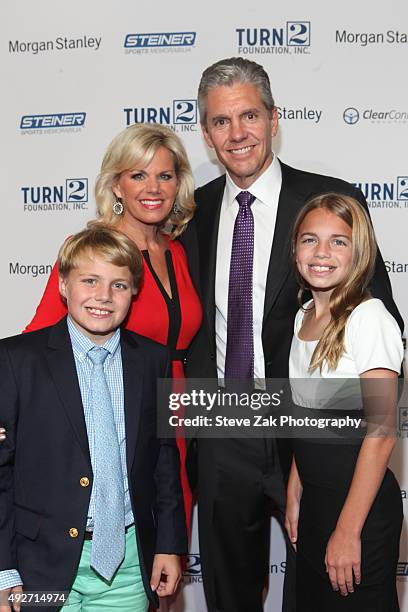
top-left (24, 261), bottom-right (68, 332)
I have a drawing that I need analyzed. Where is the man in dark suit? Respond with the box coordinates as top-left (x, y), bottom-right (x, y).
top-left (0, 226), bottom-right (186, 612)
top-left (182, 57), bottom-right (403, 612)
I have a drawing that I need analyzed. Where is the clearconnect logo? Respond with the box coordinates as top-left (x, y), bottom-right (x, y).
top-left (343, 107), bottom-right (359, 124)
top-left (343, 106), bottom-right (408, 125)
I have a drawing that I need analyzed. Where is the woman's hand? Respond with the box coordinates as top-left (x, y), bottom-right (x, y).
top-left (325, 526), bottom-right (361, 596)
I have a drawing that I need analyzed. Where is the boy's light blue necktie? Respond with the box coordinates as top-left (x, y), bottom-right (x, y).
top-left (88, 346), bottom-right (125, 581)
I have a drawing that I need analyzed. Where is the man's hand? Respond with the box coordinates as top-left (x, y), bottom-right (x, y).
top-left (285, 457), bottom-right (302, 551)
top-left (284, 493), bottom-right (300, 551)
top-left (0, 585), bottom-right (23, 612)
top-left (150, 554), bottom-right (181, 597)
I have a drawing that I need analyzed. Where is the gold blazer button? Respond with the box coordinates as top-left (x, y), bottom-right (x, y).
top-left (80, 477), bottom-right (90, 487)
top-left (69, 527), bottom-right (79, 538)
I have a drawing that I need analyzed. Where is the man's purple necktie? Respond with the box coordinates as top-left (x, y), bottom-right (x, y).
top-left (224, 191), bottom-right (256, 380)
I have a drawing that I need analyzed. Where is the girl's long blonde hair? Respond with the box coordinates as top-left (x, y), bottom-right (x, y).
top-left (292, 193), bottom-right (377, 372)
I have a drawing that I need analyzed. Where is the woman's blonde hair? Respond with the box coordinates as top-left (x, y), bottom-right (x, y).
top-left (292, 193), bottom-right (377, 372)
top-left (94, 123), bottom-right (195, 238)
top-left (58, 223), bottom-right (143, 290)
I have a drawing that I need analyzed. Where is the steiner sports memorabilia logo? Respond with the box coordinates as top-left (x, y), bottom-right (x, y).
top-left (124, 32), bottom-right (196, 54)
top-left (20, 113), bottom-right (86, 135)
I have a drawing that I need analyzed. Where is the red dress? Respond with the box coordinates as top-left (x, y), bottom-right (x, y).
top-left (25, 237), bottom-right (202, 533)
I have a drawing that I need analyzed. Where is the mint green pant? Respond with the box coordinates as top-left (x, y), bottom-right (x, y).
top-left (62, 526), bottom-right (148, 612)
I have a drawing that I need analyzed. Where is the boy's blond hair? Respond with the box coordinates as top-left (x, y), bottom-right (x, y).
top-left (58, 223), bottom-right (143, 290)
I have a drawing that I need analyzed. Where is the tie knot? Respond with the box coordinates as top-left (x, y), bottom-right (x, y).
top-left (88, 346), bottom-right (109, 366)
top-left (236, 191), bottom-right (256, 209)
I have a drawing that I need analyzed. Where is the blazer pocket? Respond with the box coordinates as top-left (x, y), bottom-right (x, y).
top-left (15, 505), bottom-right (41, 540)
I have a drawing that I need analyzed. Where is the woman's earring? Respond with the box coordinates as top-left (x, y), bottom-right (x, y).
top-left (173, 200), bottom-right (180, 215)
top-left (113, 199), bottom-right (124, 215)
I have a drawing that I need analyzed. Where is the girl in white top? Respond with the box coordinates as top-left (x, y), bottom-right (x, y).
top-left (285, 193), bottom-right (403, 610)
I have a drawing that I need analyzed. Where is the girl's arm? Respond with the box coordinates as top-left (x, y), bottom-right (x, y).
top-left (325, 368), bottom-right (398, 597)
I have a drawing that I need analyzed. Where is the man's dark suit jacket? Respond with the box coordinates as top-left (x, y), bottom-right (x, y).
top-left (0, 318), bottom-right (187, 610)
top-left (181, 161), bottom-right (403, 479)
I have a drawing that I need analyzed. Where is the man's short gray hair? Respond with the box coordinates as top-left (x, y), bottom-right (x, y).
top-left (198, 57), bottom-right (275, 127)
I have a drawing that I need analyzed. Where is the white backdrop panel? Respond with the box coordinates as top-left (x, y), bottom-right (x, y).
top-left (1, 1), bottom-right (407, 609)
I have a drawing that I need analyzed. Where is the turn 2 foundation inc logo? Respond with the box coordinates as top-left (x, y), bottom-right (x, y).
top-left (236, 22), bottom-right (311, 55)
top-left (123, 100), bottom-right (197, 132)
top-left (21, 178), bottom-right (88, 212)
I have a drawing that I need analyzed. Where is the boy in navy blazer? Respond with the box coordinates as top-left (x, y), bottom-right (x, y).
top-left (0, 225), bottom-right (186, 612)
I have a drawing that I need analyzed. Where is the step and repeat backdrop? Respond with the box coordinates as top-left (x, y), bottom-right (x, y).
top-left (1, 1), bottom-right (407, 609)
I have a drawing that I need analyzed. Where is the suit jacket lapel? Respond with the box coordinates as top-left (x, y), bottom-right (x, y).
top-left (121, 331), bottom-right (144, 472)
top-left (263, 162), bottom-right (305, 321)
top-left (46, 318), bottom-right (91, 463)
top-left (195, 177), bottom-right (225, 353)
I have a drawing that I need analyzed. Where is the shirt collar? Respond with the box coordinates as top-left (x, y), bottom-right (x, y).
top-left (67, 316), bottom-right (121, 362)
top-left (224, 154), bottom-right (282, 208)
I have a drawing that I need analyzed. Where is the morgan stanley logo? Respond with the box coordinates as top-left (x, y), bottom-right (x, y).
top-left (20, 112), bottom-right (86, 130)
top-left (124, 32), bottom-right (196, 48)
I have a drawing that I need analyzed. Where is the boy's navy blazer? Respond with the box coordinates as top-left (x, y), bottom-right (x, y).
top-left (0, 317), bottom-right (186, 610)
